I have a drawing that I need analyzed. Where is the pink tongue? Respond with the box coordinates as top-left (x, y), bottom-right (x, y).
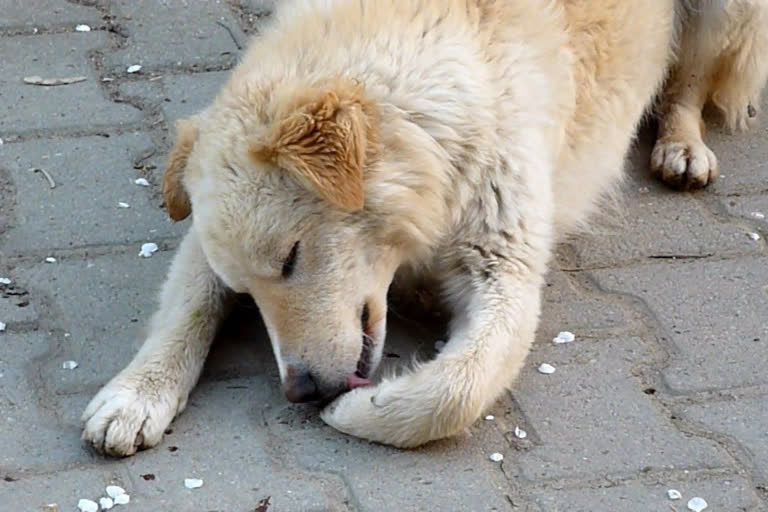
top-left (347, 374), bottom-right (373, 390)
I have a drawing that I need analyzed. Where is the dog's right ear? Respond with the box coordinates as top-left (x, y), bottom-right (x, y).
top-left (163, 118), bottom-right (198, 221)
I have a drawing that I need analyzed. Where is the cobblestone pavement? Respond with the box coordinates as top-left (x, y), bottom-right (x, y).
top-left (1, 2), bottom-right (767, 511)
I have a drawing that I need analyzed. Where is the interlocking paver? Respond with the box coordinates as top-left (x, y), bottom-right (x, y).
top-left (105, 0), bottom-right (244, 73)
top-left (0, 0), bottom-right (102, 30)
top-left (593, 258), bottom-right (768, 392)
top-left (0, 32), bottom-right (141, 137)
top-left (1, 135), bottom-right (185, 252)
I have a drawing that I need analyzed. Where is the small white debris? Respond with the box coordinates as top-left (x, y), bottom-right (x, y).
top-left (552, 331), bottom-right (575, 344)
top-left (687, 497), bottom-right (708, 512)
top-left (117, 202), bottom-right (130, 208)
top-left (64, 332), bottom-right (71, 338)
top-left (667, 489), bottom-right (682, 500)
top-left (0, 137), bottom-right (4, 145)
top-left (514, 426), bottom-right (527, 439)
top-left (434, 340), bottom-right (446, 351)
top-left (747, 232), bottom-right (761, 241)
top-left (45, 257), bottom-right (57, 263)
top-left (0, 277), bottom-right (11, 285)
top-left (24, 75), bottom-right (87, 86)
top-left (105, 486), bottom-right (126, 499)
top-left (138, 242), bottom-right (159, 258)
top-left (113, 494), bottom-right (129, 505)
top-left (638, 186), bottom-right (650, 194)
top-left (77, 499), bottom-right (99, 512)
top-left (99, 497), bottom-right (114, 510)
top-left (101, 77), bottom-right (115, 82)
top-left (0, 322), bottom-right (6, 332)
top-left (489, 452), bottom-right (504, 462)
top-left (75, 24), bottom-right (91, 32)
top-left (62, 360), bottom-right (79, 370)
top-left (750, 211), bottom-right (765, 220)
top-left (134, 177), bottom-right (150, 186)
top-left (484, 415), bottom-right (495, 421)
top-left (537, 363), bottom-right (556, 374)
top-left (126, 64), bottom-right (142, 73)
top-left (184, 478), bottom-right (204, 489)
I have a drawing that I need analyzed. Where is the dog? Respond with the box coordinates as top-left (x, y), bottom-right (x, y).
top-left (81, 0), bottom-right (768, 455)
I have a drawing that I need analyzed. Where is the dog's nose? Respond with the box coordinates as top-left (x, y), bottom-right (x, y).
top-left (283, 366), bottom-right (321, 403)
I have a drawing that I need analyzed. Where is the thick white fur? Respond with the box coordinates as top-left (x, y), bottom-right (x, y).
top-left (82, 0), bottom-right (768, 454)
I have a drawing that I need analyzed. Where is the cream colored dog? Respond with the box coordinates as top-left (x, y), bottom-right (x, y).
top-left (82, 0), bottom-right (768, 455)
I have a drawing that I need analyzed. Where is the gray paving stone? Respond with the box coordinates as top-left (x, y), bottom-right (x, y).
top-left (573, 191), bottom-right (755, 268)
top-left (106, 0), bottom-right (243, 72)
top-left (0, 135), bottom-right (185, 252)
top-left (0, 332), bottom-right (91, 473)
top-left (593, 258), bottom-right (768, 393)
top-left (0, 33), bottom-right (141, 137)
top-left (0, 279), bottom-right (38, 325)
top-left (239, 0), bottom-right (277, 16)
top-left (530, 476), bottom-right (759, 512)
top-left (723, 194), bottom-right (768, 228)
top-left (707, 92), bottom-right (768, 196)
top-left (511, 337), bottom-right (729, 481)
top-left (683, 397), bottom-right (768, 488)
top-left (0, 0), bottom-right (102, 30)
top-left (11, 251), bottom-right (177, 394)
top-left (119, 71), bottom-right (229, 122)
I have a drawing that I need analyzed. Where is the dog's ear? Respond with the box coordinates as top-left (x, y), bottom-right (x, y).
top-left (163, 118), bottom-right (198, 221)
top-left (252, 82), bottom-right (377, 211)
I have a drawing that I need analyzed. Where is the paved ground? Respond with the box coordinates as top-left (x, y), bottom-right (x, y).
top-left (1, 1), bottom-right (767, 511)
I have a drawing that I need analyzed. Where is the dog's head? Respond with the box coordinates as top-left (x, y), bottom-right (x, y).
top-left (162, 79), bottom-right (417, 403)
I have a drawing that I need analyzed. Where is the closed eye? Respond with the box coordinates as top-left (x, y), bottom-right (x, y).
top-left (281, 241), bottom-right (300, 278)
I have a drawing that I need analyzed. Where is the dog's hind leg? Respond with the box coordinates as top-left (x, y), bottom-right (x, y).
top-left (652, 0), bottom-right (768, 190)
top-left (81, 230), bottom-right (233, 456)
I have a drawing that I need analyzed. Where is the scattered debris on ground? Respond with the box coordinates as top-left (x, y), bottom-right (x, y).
top-left (138, 242), bottom-right (158, 258)
top-left (75, 24), bottom-right (91, 32)
top-left (667, 489), bottom-right (681, 500)
top-left (485, 415), bottom-right (494, 421)
top-left (537, 363), bottom-right (556, 374)
top-left (126, 65), bottom-right (142, 74)
top-left (254, 496), bottom-right (271, 512)
top-left (552, 331), bottom-right (575, 344)
top-left (134, 178), bottom-right (150, 187)
top-left (184, 478), bottom-right (204, 489)
top-left (28, 167), bottom-right (56, 188)
top-left (746, 232), bottom-right (761, 241)
top-left (489, 453), bottom-right (504, 462)
top-left (687, 496), bottom-right (708, 511)
top-left (62, 360), bottom-right (78, 370)
top-left (514, 426), bottom-right (527, 439)
top-left (45, 257), bottom-right (57, 263)
top-left (118, 202), bottom-right (130, 208)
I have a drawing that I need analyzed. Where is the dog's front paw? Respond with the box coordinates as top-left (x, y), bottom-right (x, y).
top-left (651, 137), bottom-right (719, 190)
top-left (81, 374), bottom-right (183, 457)
top-left (320, 378), bottom-right (446, 448)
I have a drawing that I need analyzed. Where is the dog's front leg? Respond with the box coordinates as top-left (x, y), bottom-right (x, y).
top-left (81, 229), bottom-right (232, 456)
top-left (322, 231), bottom-right (549, 448)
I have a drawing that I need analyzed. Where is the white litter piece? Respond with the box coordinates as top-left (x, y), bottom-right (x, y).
top-left (0, 322), bottom-right (6, 332)
top-left (105, 486), bottom-right (126, 499)
top-left (489, 452), bottom-right (504, 462)
top-left (99, 497), bottom-right (114, 510)
top-left (434, 340), bottom-right (446, 351)
top-left (747, 232), bottom-right (761, 241)
top-left (0, 277), bottom-right (11, 285)
top-left (184, 478), bottom-right (204, 489)
top-left (77, 499), bottom-right (98, 512)
top-left (514, 426), bottom-right (527, 439)
top-left (138, 242), bottom-right (159, 258)
top-left (552, 331), bottom-right (575, 344)
top-left (537, 363), bottom-right (556, 374)
top-left (75, 24), bottom-right (91, 32)
top-left (113, 494), bottom-right (129, 505)
top-left (750, 211), bottom-right (765, 220)
top-left (45, 257), bottom-right (57, 263)
top-left (62, 360), bottom-right (79, 370)
top-left (24, 75), bottom-right (87, 86)
top-left (667, 489), bottom-right (682, 500)
top-left (638, 186), bottom-right (650, 194)
top-left (126, 64), bottom-right (142, 73)
top-left (484, 415), bottom-right (494, 421)
top-left (117, 202), bottom-right (130, 208)
top-left (687, 497), bottom-right (708, 512)
top-left (0, 137), bottom-right (4, 145)
top-left (134, 177), bottom-right (150, 186)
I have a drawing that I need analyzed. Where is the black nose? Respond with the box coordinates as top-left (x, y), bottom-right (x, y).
top-left (283, 367), bottom-right (321, 403)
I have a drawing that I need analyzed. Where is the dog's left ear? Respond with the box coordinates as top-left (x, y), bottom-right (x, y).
top-left (252, 81), bottom-right (377, 211)
top-left (163, 118), bottom-right (198, 221)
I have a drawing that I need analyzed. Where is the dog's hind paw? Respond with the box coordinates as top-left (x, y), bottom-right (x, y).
top-left (651, 137), bottom-right (719, 190)
top-left (81, 375), bottom-right (182, 457)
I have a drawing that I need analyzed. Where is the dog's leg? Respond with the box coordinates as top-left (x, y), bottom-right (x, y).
top-left (81, 229), bottom-right (232, 456)
top-left (322, 172), bottom-right (552, 447)
top-left (652, 1), bottom-right (768, 189)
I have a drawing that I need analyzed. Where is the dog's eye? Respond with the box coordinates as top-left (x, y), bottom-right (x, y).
top-left (281, 241), bottom-right (299, 278)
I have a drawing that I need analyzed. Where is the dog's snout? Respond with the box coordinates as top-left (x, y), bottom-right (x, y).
top-left (283, 366), bottom-right (321, 403)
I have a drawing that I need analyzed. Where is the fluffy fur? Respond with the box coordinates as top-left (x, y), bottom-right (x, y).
top-left (82, 0), bottom-right (768, 455)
